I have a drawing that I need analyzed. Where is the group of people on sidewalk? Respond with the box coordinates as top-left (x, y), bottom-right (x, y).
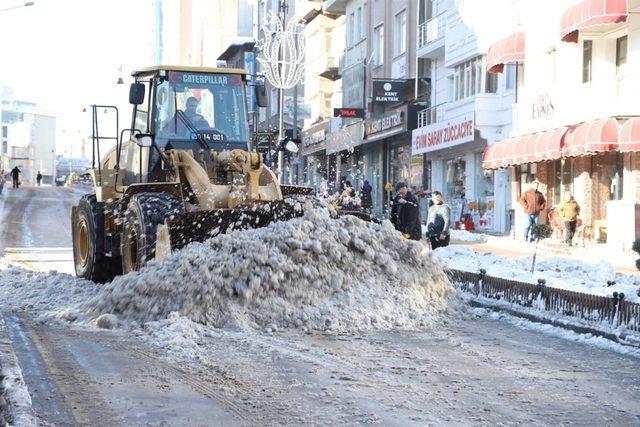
top-left (519, 182), bottom-right (581, 246)
top-left (389, 182), bottom-right (451, 249)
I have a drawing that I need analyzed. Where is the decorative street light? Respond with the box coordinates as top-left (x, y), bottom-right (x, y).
top-left (0, 2), bottom-right (35, 13)
top-left (256, 9), bottom-right (305, 182)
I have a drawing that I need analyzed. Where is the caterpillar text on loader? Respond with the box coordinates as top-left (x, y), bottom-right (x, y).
top-left (71, 66), bottom-right (311, 282)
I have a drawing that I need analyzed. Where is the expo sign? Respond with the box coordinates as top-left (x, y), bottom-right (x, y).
top-left (412, 114), bottom-right (475, 155)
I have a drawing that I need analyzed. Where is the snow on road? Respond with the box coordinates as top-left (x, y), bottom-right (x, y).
top-left (434, 245), bottom-right (640, 302)
top-left (0, 187), bottom-right (639, 425)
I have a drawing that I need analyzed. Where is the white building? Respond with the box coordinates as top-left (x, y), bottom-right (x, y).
top-left (482, 0), bottom-right (640, 250)
top-left (1, 96), bottom-right (57, 184)
top-left (411, 0), bottom-right (516, 233)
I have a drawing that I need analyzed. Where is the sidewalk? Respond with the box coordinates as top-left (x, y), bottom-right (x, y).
top-left (459, 234), bottom-right (640, 277)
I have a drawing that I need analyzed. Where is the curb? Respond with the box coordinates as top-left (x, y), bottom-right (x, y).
top-left (0, 313), bottom-right (36, 426)
top-left (465, 297), bottom-right (640, 350)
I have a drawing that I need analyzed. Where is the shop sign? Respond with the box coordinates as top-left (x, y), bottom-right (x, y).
top-left (342, 61), bottom-right (365, 108)
top-left (333, 108), bottom-right (365, 119)
top-left (302, 129), bottom-right (326, 147)
top-left (372, 80), bottom-right (406, 103)
top-left (365, 111), bottom-right (403, 136)
top-left (531, 94), bottom-right (555, 120)
top-left (411, 113), bottom-right (475, 155)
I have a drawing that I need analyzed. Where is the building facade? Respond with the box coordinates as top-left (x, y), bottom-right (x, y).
top-left (482, 0), bottom-right (640, 249)
top-left (1, 96), bottom-right (57, 185)
top-left (324, 0), bottom-right (419, 216)
top-left (410, 0), bottom-right (516, 233)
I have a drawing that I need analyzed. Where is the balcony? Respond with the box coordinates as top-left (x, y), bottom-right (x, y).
top-left (417, 106), bottom-right (441, 128)
top-left (324, 0), bottom-right (348, 15)
top-left (417, 13), bottom-right (446, 59)
top-left (319, 55), bottom-right (340, 81)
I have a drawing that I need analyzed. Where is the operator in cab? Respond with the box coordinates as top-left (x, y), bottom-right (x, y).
top-left (167, 96), bottom-right (210, 137)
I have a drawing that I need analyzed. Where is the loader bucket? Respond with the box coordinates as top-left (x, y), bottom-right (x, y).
top-left (155, 200), bottom-right (305, 257)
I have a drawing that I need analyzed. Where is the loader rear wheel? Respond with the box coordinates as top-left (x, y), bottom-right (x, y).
top-left (72, 195), bottom-right (122, 283)
top-left (121, 192), bottom-right (183, 274)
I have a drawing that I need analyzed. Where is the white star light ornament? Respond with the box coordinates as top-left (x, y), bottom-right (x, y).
top-left (256, 11), bottom-right (306, 90)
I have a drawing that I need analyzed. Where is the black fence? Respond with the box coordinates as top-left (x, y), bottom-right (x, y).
top-left (448, 269), bottom-right (640, 334)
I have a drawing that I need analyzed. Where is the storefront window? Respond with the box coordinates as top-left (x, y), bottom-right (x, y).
top-left (553, 158), bottom-right (573, 204)
top-left (444, 158), bottom-right (466, 199)
top-left (423, 158), bottom-right (432, 191)
top-left (390, 145), bottom-right (411, 186)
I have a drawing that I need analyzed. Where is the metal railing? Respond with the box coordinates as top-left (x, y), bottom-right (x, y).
top-left (418, 13), bottom-right (446, 49)
top-left (448, 269), bottom-right (640, 333)
top-left (417, 106), bottom-right (441, 128)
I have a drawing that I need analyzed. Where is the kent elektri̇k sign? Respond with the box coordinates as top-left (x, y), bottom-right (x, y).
top-left (372, 80), bottom-right (406, 103)
top-left (412, 113), bottom-right (475, 155)
top-left (333, 108), bottom-right (365, 119)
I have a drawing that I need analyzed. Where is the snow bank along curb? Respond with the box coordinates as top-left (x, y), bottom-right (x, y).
top-left (447, 269), bottom-right (640, 346)
top-left (0, 314), bottom-right (36, 426)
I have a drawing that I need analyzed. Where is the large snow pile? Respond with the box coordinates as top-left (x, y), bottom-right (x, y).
top-left (86, 207), bottom-right (455, 332)
top-left (434, 246), bottom-right (640, 302)
top-left (449, 229), bottom-right (488, 244)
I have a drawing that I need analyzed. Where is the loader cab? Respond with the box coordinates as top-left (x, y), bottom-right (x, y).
top-left (127, 66), bottom-right (251, 183)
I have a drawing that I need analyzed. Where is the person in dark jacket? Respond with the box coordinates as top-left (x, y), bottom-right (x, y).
top-left (426, 191), bottom-right (451, 249)
top-left (36, 171), bottom-right (43, 186)
top-left (360, 180), bottom-right (373, 213)
top-left (10, 166), bottom-right (21, 189)
top-left (391, 182), bottom-right (422, 241)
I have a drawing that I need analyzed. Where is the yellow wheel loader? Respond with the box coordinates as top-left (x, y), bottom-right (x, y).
top-left (71, 66), bottom-right (311, 282)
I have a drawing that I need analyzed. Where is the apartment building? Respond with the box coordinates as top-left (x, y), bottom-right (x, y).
top-left (411, 0), bottom-right (516, 233)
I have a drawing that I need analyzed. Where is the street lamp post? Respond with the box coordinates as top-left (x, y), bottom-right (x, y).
top-left (256, 6), bottom-right (305, 182)
top-left (0, 2), bottom-right (35, 13)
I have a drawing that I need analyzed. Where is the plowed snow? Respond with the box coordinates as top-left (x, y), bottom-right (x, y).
top-left (86, 206), bottom-right (455, 332)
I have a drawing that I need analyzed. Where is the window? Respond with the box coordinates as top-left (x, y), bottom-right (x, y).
top-left (373, 25), bottom-right (384, 66)
top-left (348, 13), bottom-right (355, 46)
top-left (450, 57), bottom-right (495, 101)
top-left (582, 39), bottom-right (593, 83)
top-left (553, 159), bottom-right (574, 204)
top-left (505, 63), bottom-right (516, 90)
top-left (394, 10), bottom-right (407, 56)
top-left (1, 126), bottom-right (6, 138)
top-left (616, 35), bottom-right (627, 76)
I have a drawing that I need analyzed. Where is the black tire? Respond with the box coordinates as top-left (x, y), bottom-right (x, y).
top-left (120, 192), bottom-right (183, 274)
top-left (72, 195), bottom-right (122, 283)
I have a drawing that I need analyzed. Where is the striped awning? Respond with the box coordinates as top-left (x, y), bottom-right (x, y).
top-left (619, 117), bottom-right (640, 152)
top-left (560, 0), bottom-right (628, 43)
top-left (487, 32), bottom-right (526, 73)
top-left (562, 117), bottom-right (619, 156)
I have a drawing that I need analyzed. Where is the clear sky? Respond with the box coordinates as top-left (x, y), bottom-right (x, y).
top-left (0, 0), bottom-right (156, 153)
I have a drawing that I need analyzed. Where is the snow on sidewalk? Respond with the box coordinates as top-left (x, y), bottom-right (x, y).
top-left (433, 245), bottom-right (640, 303)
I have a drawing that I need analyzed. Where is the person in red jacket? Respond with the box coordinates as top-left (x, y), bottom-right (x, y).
top-left (519, 183), bottom-right (546, 242)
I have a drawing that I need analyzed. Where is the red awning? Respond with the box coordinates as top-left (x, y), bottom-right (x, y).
top-left (563, 117), bottom-right (619, 156)
top-left (619, 117), bottom-right (640, 152)
top-left (487, 32), bottom-right (525, 73)
top-left (560, 0), bottom-right (628, 43)
top-left (483, 128), bottom-right (568, 170)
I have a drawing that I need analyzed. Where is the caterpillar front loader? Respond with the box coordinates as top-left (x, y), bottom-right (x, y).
top-left (71, 66), bottom-right (311, 282)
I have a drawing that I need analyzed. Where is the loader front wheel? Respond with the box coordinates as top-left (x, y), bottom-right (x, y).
top-left (72, 195), bottom-right (122, 283)
top-left (121, 193), bottom-right (183, 274)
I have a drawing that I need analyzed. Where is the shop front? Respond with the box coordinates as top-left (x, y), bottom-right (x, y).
top-left (300, 120), bottom-right (330, 190)
top-left (484, 117), bottom-right (640, 249)
top-left (363, 106), bottom-right (416, 216)
top-left (412, 112), bottom-right (500, 231)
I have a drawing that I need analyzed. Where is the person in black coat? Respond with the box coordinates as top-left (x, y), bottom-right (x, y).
top-left (360, 180), bottom-right (373, 213)
top-left (391, 182), bottom-right (422, 241)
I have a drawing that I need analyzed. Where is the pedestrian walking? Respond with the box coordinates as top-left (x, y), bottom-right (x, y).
top-left (426, 191), bottom-right (451, 249)
top-left (391, 182), bottom-right (422, 240)
top-left (558, 194), bottom-right (580, 246)
top-left (10, 166), bottom-right (21, 189)
top-left (360, 180), bottom-right (373, 213)
top-left (36, 171), bottom-right (43, 187)
top-left (338, 187), bottom-right (358, 210)
top-left (519, 182), bottom-right (546, 242)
